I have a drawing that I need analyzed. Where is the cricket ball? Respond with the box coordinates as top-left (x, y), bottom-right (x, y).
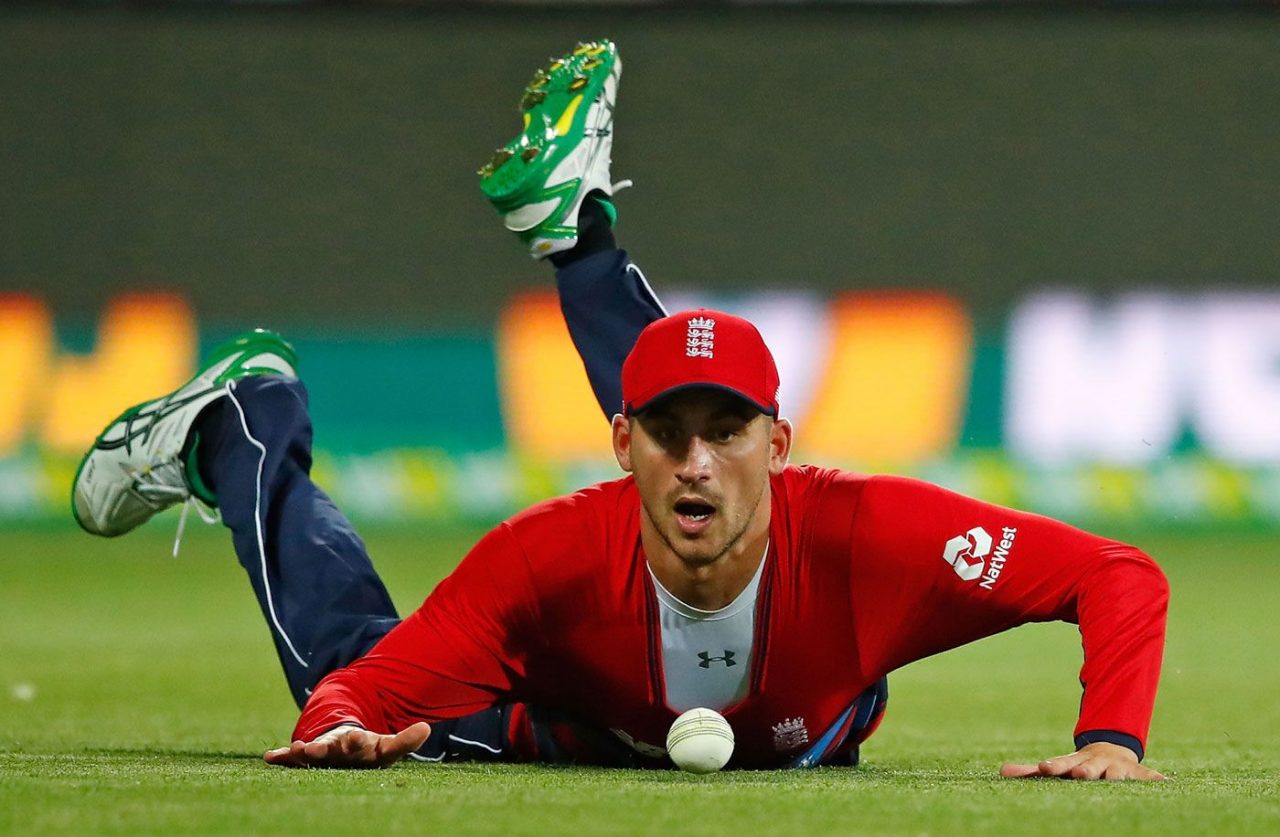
top-left (665, 707), bottom-right (734, 774)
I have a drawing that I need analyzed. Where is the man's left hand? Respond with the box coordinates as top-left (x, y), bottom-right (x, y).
top-left (1000, 742), bottom-right (1167, 781)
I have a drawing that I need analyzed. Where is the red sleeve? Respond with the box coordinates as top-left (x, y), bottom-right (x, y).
top-left (291, 522), bottom-right (543, 742)
top-left (838, 474), bottom-right (1168, 758)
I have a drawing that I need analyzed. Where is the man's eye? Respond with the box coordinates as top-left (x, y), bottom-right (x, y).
top-left (712, 429), bottom-right (737, 443)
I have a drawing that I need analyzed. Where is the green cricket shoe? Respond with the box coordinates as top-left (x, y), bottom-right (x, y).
top-left (479, 39), bottom-right (625, 259)
top-left (71, 329), bottom-right (299, 537)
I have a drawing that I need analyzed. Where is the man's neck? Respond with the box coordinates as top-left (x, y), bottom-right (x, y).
top-left (642, 512), bottom-right (771, 611)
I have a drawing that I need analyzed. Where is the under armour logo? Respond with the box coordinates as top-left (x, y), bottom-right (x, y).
top-left (697, 650), bottom-right (736, 668)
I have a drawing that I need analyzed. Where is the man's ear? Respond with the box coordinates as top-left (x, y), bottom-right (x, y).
top-left (768, 417), bottom-right (793, 475)
top-left (611, 414), bottom-right (634, 472)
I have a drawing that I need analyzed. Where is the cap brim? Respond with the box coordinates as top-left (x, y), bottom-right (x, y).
top-left (626, 382), bottom-right (776, 417)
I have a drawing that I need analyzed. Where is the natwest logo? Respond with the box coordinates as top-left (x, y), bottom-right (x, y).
top-left (942, 525), bottom-right (1018, 589)
top-left (943, 526), bottom-right (992, 581)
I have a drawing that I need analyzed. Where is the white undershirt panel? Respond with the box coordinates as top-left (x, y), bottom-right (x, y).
top-left (649, 546), bottom-right (766, 713)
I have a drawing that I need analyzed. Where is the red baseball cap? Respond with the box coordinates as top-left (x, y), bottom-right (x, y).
top-left (621, 309), bottom-right (780, 417)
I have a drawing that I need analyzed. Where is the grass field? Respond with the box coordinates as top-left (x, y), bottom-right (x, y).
top-left (1, 524), bottom-right (1277, 834)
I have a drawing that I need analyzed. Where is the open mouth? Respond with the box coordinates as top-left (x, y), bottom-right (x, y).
top-left (673, 498), bottom-right (716, 534)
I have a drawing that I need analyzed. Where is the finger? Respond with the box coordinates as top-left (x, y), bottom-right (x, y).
top-left (337, 730), bottom-right (363, 758)
top-left (264, 746), bottom-right (294, 766)
top-left (999, 762), bottom-right (1045, 778)
top-left (303, 737), bottom-right (338, 762)
top-left (347, 729), bottom-right (386, 765)
top-left (1069, 759), bottom-right (1104, 780)
top-left (264, 740), bottom-right (308, 767)
top-left (1102, 762), bottom-right (1168, 781)
top-left (1036, 752), bottom-right (1088, 777)
top-left (400, 722), bottom-right (432, 750)
top-left (374, 722), bottom-right (433, 765)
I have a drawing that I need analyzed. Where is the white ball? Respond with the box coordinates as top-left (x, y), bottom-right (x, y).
top-left (666, 707), bottom-right (734, 774)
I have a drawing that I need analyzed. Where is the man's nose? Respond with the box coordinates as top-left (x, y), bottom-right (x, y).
top-left (676, 436), bottom-right (713, 483)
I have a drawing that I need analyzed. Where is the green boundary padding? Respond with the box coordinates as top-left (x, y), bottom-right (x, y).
top-left (205, 332), bottom-right (508, 454)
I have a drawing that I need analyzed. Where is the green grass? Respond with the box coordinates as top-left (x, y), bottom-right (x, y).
top-left (1, 525), bottom-right (1278, 834)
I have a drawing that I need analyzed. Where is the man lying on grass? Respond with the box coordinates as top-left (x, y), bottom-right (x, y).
top-left (71, 40), bottom-right (1168, 780)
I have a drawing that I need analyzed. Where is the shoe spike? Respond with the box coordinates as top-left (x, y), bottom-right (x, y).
top-left (520, 89), bottom-right (547, 110)
top-left (487, 148), bottom-right (514, 170)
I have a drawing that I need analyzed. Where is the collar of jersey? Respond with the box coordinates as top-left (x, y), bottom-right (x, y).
top-left (647, 541), bottom-right (769, 622)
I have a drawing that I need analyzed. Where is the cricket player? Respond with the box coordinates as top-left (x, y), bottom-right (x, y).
top-left (71, 41), bottom-right (1168, 780)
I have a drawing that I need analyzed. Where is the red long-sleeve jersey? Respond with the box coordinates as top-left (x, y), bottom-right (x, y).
top-left (294, 465), bottom-right (1168, 768)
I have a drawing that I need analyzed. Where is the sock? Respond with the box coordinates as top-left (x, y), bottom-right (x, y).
top-left (550, 191), bottom-right (618, 268)
top-left (181, 402), bottom-right (226, 506)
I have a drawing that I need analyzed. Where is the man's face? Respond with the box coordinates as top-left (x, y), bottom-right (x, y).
top-left (612, 388), bottom-right (792, 568)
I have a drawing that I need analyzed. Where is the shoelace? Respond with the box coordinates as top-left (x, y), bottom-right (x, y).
top-left (131, 461), bottom-right (219, 557)
top-left (171, 496), bottom-right (220, 558)
top-left (612, 178), bottom-right (634, 194)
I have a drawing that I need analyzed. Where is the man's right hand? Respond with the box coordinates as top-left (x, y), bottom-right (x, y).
top-left (263, 722), bottom-right (432, 769)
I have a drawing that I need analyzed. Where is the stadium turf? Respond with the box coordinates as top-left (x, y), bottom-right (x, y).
top-left (1, 525), bottom-right (1277, 834)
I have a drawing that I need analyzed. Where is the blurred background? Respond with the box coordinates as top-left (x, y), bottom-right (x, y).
top-left (6, 9), bottom-right (1279, 811)
top-left (3, 0), bottom-right (1279, 531)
